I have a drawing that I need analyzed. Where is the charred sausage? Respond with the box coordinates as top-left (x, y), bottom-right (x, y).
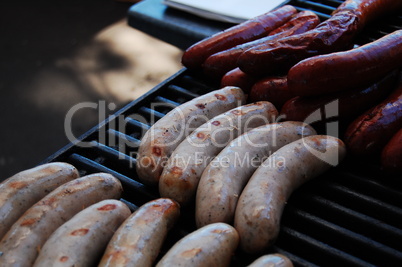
top-left (181, 5), bottom-right (297, 70)
top-left (220, 68), bottom-right (258, 94)
top-left (281, 70), bottom-right (399, 123)
top-left (344, 80), bottom-right (402, 157)
top-left (287, 30), bottom-right (402, 96)
top-left (381, 128), bottom-right (402, 175)
top-left (136, 86), bottom-right (245, 186)
top-left (234, 135), bottom-right (346, 253)
top-left (155, 223), bottom-right (239, 267)
top-left (33, 200), bottom-right (131, 267)
top-left (249, 76), bottom-right (293, 109)
top-left (159, 102), bottom-right (278, 205)
top-left (0, 162), bottom-right (79, 240)
top-left (98, 198), bottom-right (180, 267)
top-left (0, 173), bottom-right (123, 267)
top-left (238, 0), bottom-right (402, 76)
top-left (196, 121), bottom-right (316, 227)
top-left (202, 11), bottom-right (320, 79)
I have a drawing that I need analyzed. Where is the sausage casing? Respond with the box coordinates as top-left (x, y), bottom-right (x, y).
top-left (0, 162), bottom-right (79, 240)
top-left (381, 128), bottom-right (402, 175)
top-left (234, 135), bottom-right (346, 253)
top-left (181, 5), bottom-right (297, 69)
top-left (159, 102), bottom-right (278, 205)
top-left (247, 253), bottom-right (293, 267)
top-left (155, 223), bottom-right (239, 267)
top-left (136, 86), bottom-right (245, 186)
top-left (0, 173), bottom-right (123, 267)
top-left (33, 199), bottom-right (131, 267)
top-left (98, 198), bottom-right (180, 267)
top-left (196, 121), bottom-right (316, 227)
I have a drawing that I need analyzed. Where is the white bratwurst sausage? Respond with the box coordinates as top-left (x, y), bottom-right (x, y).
top-left (98, 198), bottom-right (180, 267)
top-left (159, 102), bottom-right (278, 205)
top-left (0, 173), bottom-right (123, 267)
top-left (0, 162), bottom-right (79, 240)
top-left (247, 253), bottom-right (293, 267)
top-left (235, 135), bottom-right (346, 253)
top-left (196, 121), bottom-right (316, 227)
top-left (156, 222), bottom-right (239, 267)
top-left (136, 86), bottom-right (245, 186)
top-left (33, 199), bottom-right (131, 267)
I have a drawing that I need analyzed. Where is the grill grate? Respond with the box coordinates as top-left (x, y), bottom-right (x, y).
top-left (44, 2), bottom-right (402, 266)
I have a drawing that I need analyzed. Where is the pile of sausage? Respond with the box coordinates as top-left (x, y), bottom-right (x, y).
top-left (181, 0), bottom-right (402, 175)
top-left (136, 85), bottom-right (346, 259)
top-left (0, 162), bottom-right (296, 266)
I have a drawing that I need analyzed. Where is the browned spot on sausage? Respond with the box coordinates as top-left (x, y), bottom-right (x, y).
top-left (191, 168), bottom-right (196, 174)
top-left (181, 248), bottom-right (202, 258)
top-left (215, 94), bottom-right (226, 101)
top-left (8, 181), bottom-right (27, 189)
top-left (41, 197), bottom-right (57, 206)
top-left (71, 228), bottom-right (89, 236)
top-left (152, 146), bottom-right (162, 156)
top-left (171, 166), bottom-right (183, 176)
top-left (20, 218), bottom-right (38, 226)
top-left (211, 121), bottom-right (220, 126)
top-left (60, 256), bottom-right (69, 262)
top-left (98, 204), bottom-right (117, 211)
top-left (231, 109), bottom-right (244, 115)
top-left (310, 136), bottom-right (323, 147)
top-left (197, 132), bottom-right (205, 139)
top-left (196, 103), bottom-right (205, 109)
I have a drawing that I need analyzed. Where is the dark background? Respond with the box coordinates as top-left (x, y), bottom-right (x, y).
top-left (0, 0), bottom-right (182, 178)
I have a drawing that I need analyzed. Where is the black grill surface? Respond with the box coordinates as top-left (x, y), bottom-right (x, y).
top-left (45, 1), bottom-right (402, 266)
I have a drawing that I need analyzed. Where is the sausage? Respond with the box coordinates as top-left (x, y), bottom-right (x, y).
top-left (247, 253), bottom-right (293, 267)
top-left (181, 5), bottom-right (297, 70)
top-left (238, 0), bottom-right (402, 76)
top-left (287, 30), bottom-right (402, 96)
top-left (220, 68), bottom-right (258, 94)
top-left (281, 70), bottom-right (399, 123)
top-left (381, 128), bottom-right (402, 175)
top-left (159, 102), bottom-right (278, 205)
top-left (202, 11), bottom-right (320, 79)
top-left (195, 121), bottom-right (316, 228)
top-left (33, 199), bottom-right (131, 267)
top-left (344, 81), bottom-right (402, 157)
top-left (249, 76), bottom-right (293, 109)
top-left (0, 162), bottom-right (79, 240)
top-left (0, 173), bottom-right (123, 267)
top-left (155, 222), bottom-right (239, 267)
top-left (98, 198), bottom-right (180, 267)
top-left (136, 86), bottom-right (245, 186)
top-left (234, 135), bottom-right (346, 253)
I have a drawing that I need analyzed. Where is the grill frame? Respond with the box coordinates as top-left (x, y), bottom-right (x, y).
top-left (45, 1), bottom-right (402, 266)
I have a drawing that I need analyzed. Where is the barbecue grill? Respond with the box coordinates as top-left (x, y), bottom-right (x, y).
top-left (43, 0), bottom-right (402, 266)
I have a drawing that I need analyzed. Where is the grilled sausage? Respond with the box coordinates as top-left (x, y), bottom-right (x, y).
top-left (159, 102), bottom-right (278, 205)
top-left (249, 76), bottom-right (293, 109)
top-left (287, 30), bottom-right (402, 96)
top-left (238, 0), bottom-right (402, 76)
top-left (0, 162), bottom-right (79, 240)
top-left (381, 128), bottom-right (402, 175)
top-left (234, 135), bottom-right (346, 253)
top-left (202, 11), bottom-right (320, 79)
top-left (220, 68), bottom-right (258, 94)
top-left (98, 198), bottom-right (180, 267)
top-left (0, 173), bottom-right (123, 267)
top-left (344, 81), bottom-right (402, 157)
top-left (196, 121), bottom-right (316, 228)
top-left (247, 254), bottom-right (293, 267)
top-left (181, 5), bottom-right (297, 70)
top-left (33, 199), bottom-right (131, 267)
top-left (281, 70), bottom-right (399, 123)
top-left (155, 222), bottom-right (239, 267)
top-left (136, 86), bottom-right (245, 186)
